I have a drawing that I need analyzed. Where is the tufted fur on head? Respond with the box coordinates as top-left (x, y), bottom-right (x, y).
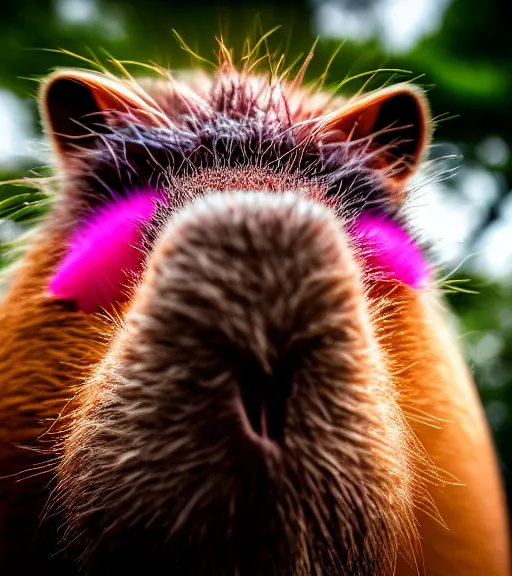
top-left (0, 43), bottom-right (509, 576)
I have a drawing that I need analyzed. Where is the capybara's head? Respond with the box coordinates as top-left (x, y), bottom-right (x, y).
top-left (0, 50), bottom-right (509, 576)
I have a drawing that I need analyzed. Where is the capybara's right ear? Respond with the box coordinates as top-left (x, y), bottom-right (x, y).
top-left (315, 83), bottom-right (431, 203)
top-left (40, 70), bottom-right (168, 159)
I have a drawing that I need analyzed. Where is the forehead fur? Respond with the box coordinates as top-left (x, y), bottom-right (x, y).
top-left (40, 59), bottom-right (430, 219)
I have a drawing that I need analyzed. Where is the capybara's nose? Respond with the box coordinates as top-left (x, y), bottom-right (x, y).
top-left (134, 189), bottom-right (359, 450)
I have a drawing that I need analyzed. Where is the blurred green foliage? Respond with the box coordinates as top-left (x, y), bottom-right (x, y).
top-left (1, 0), bottom-right (511, 513)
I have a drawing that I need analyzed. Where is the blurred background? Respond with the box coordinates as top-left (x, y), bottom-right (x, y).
top-left (1, 0), bottom-right (511, 518)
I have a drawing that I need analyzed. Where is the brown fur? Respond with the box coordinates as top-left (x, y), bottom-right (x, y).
top-left (0, 51), bottom-right (509, 575)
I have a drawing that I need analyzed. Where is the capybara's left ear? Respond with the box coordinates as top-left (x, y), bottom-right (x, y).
top-left (40, 69), bottom-right (169, 162)
top-left (317, 84), bottom-right (431, 198)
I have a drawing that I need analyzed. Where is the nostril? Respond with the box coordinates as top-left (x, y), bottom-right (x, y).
top-left (235, 357), bottom-right (294, 444)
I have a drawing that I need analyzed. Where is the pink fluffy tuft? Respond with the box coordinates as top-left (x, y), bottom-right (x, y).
top-left (49, 193), bottom-right (428, 314)
top-left (48, 190), bottom-right (159, 313)
top-left (352, 212), bottom-right (430, 289)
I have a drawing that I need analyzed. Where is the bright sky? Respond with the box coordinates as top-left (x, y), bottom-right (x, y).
top-left (0, 90), bottom-right (41, 168)
top-left (314, 0), bottom-right (453, 53)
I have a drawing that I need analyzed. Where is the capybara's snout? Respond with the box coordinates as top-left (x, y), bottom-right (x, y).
top-left (54, 191), bottom-right (416, 574)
